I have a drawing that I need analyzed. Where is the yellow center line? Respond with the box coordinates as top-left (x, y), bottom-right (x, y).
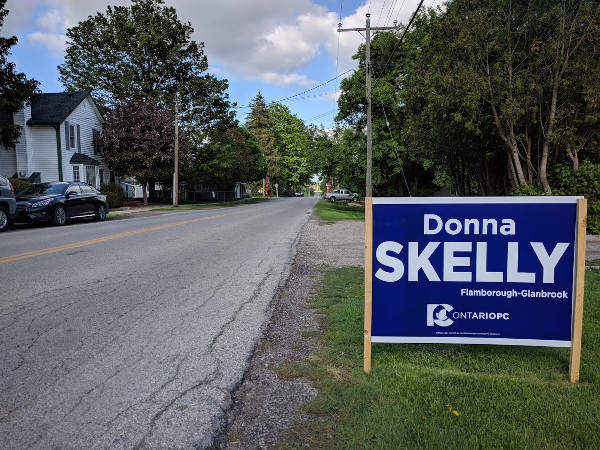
top-left (0, 205), bottom-right (273, 265)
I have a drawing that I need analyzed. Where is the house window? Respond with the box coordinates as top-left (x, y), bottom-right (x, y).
top-left (72, 165), bottom-right (80, 182)
top-left (93, 129), bottom-right (101, 154)
top-left (85, 166), bottom-right (97, 188)
top-left (69, 125), bottom-right (76, 148)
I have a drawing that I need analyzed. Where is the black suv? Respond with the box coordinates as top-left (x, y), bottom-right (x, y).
top-left (0, 175), bottom-right (17, 232)
top-left (15, 181), bottom-right (109, 226)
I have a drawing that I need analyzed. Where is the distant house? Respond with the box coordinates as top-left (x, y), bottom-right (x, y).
top-left (0, 91), bottom-right (110, 188)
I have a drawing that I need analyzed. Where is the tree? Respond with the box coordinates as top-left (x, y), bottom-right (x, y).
top-left (336, 14), bottom-right (438, 196)
top-left (0, 0), bottom-right (39, 148)
top-left (406, 0), bottom-right (600, 194)
top-left (306, 125), bottom-right (336, 181)
top-left (245, 92), bottom-right (278, 181)
top-left (58, 0), bottom-right (232, 131)
top-left (268, 103), bottom-right (311, 192)
top-left (98, 98), bottom-right (188, 205)
top-left (184, 126), bottom-right (266, 190)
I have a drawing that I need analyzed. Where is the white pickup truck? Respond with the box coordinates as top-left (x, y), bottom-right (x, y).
top-left (324, 189), bottom-right (358, 202)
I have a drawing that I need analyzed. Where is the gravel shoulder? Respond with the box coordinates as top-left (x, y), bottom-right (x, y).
top-left (214, 214), bottom-right (364, 449)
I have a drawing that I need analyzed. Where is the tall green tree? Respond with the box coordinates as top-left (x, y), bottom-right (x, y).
top-left (184, 125), bottom-right (266, 190)
top-left (268, 103), bottom-right (311, 192)
top-left (58, 0), bottom-right (232, 131)
top-left (0, 0), bottom-right (39, 148)
top-left (98, 98), bottom-right (188, 204)
top-left (245, 92), bottom-right (278, 181)
top-left (306, 125), bottom-right (336, 181)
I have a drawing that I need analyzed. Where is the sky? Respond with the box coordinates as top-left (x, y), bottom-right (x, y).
top-left (3, 0), bottom-right (443, 128)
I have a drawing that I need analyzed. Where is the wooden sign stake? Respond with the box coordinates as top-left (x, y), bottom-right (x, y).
top-left (569, 198), bottom-right (587, 383)
top-left (364, 197), bottom-right (373, 373)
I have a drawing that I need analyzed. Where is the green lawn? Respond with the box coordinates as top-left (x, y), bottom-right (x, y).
top-left (314, 199), bottom-right (365, 221)
top-left (150, 197), bottom-right (268, 210)
top-left (282, 267), bottom-right (600, 448)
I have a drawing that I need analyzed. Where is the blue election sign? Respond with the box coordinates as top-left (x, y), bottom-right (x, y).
top-left (370, 197), bottom-right (581, 347)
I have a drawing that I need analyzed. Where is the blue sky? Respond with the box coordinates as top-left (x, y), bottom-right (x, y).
top-left (4, 0), bottom-right (442, 128)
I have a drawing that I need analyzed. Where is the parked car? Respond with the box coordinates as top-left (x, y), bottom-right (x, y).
top-left (15, 181), bottom-right (109, 226)
top-left (295, 190), bottom-right (304, 197)
top-left (0, 175), bottom-right (17, 232)
top-left (324, 189), bottom-right (358, 202)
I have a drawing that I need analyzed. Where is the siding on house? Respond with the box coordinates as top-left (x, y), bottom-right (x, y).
top-left (0, 92), bottom-right (109, 188)
top-left (30, 126), bottom-right (59, 182)
top-left (0, 148), bottom-right (17, 177)
top-left (13, 107), bottom-right (32, 177)
top-left (61, 96), bottom-right (107, 187)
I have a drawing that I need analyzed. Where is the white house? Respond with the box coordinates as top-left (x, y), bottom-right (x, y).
top-left (0, 92), bottom-right (110, 188)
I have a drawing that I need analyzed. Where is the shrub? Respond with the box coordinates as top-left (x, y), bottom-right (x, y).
top-left (511, 162), bottom-right (600, 235)
top-left (100, 182), bottom-right (126, 208)
top-left (10, 178), bottom-right (32, 195)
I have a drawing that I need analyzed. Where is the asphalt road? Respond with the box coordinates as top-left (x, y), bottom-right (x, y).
top-left (0, 197), bottom-right (318, 448)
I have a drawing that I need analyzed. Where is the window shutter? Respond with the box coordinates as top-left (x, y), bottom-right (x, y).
top-left (64, 121), bottom-right (70, 151)
top-left (77, 124), bottom-right (81, 152)
top-left (93, 129), bottom-right (100, 154)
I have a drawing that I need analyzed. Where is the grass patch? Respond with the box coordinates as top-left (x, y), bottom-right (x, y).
top-left (106, 214), bottom-right (128, 220)
top-left (314, 200), bottom-right (365, 222)
top-left (283, 267), bottom-right (600, 448)
top-left (152, 197), bottom-right (268, 211)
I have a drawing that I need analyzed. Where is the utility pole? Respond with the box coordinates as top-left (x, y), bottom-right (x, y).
top-left (173, 92), bottom-right (179, 207)
top-left (338, 14), bottom-right (397, 198)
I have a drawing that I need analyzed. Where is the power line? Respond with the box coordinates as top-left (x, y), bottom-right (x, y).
top-left (282, 90), bottom-right (340, 102)
top-left (375, 0), bottom-right (387, 27)
top-left (336, 0), bottom-right (343, 124)
top-left (338, 15), bottom-right (398, 197)
top-left (393, 0), bottom-right (410, 25)
top-left (385, 0), bottom-right (405, 27)
top-left (371, 66), bottom-right (411, 196)
top-left (230, 68), bottom-right (356, 109)
top-left (303, 108), bottom-right (338, 123)
top-left (369, 0), bottom-right (424, 97)
top-left (275, 68), bottom-right (355, 103)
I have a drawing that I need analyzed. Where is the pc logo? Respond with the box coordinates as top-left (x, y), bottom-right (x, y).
top-left (427, 304), bottom-right (454, 327)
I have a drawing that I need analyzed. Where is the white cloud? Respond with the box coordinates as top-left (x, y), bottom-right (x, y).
top-left (255, 72), bottom-right (315, 87)
top-left (35, 8), bottom-right (63, 33)
top-left (4, 0), bottom-right (445, 89)
top-left (27, 31), bottom-right (67, 56)
top-left (175, 0), bottom-right (336, 84)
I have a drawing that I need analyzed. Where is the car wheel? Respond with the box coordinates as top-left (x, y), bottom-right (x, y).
top-left (0, 205), bottom-right (9, 232)
top-left (329, 196), bottom-right (336, 202)
top-left (53, 205), bottom-right (67, 226)
top-left (96, 204), bottom-right (107, 221)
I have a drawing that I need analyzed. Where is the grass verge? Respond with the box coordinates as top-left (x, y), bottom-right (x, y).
top-left (283, 267), bottom-right (600, 448)
top-left (150, 197), bottom-right (268, 211)
top-left (314, 200), bottom-right (365, 221)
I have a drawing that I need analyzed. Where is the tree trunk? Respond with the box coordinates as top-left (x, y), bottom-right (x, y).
top-left (507, 153), bottom-right (518, 191)
top-left (148, 178), bottom-right (156, 201)
top-left (540, 64), bottom-right (561, 195)
top-left (142, 182), bottom-right (148, 206)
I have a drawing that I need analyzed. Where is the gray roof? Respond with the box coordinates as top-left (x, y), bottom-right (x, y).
top-left (27, 92), bottom-right (92, 125)
top-left (69, 152), bottom-right (101, 166)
